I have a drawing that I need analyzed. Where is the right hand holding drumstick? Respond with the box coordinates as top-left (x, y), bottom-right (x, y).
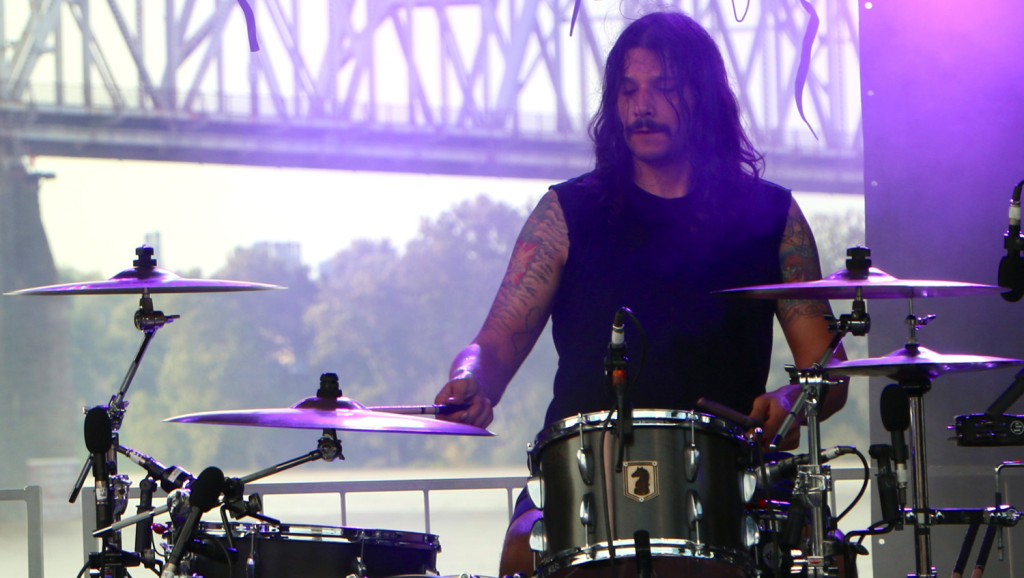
top-left (434, 372), bottom-right (494, 428)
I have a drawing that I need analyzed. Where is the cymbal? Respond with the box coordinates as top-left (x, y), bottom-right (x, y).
top-left (825, 345), bottom-right (1024, 380)
top-left (6, 266), bottom-right (284, 295)
top-left (715, 267), bottom-right (1002, 300)
top-left (165, 396), bottom-right (494, 436)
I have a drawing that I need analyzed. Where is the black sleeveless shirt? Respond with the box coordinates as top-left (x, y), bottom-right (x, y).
top-left (544, 173), bottom-right (792, 427)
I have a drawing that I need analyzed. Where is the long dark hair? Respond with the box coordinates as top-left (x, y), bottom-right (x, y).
top-left (590, 11), bottom-right (763, 195)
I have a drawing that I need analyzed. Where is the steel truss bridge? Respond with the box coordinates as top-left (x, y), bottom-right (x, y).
top-left (0, 0), bottom-right (862, 192)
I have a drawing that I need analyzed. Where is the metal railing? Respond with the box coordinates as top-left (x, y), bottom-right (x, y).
top-left (81, 475), bottom-right (529, 565)
top-left (0, 485), bottom-right (45, 578)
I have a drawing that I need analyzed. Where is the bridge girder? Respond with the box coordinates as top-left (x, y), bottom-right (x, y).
top-left (0, 0), bottom-right (862, 191)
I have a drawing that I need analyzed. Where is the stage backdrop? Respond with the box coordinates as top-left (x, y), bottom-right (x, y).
top-left (860, 0), bottom-right (1024, 576)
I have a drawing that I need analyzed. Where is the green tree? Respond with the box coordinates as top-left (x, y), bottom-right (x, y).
top-left (118, 244), bottom-right (318, 474)
top-left (306, 196), bottom-right (553, 469)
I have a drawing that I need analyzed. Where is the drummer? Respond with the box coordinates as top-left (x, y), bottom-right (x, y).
top-left (433, 10), bottom-right (848, 577)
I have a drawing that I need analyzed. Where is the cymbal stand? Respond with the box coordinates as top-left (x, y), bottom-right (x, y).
top-left (110, 292), bottom-right (179, 424)
top-left (901, 298), bottom-right (940, 578)
top-left (771, 289), bottom-right (868, 448)
top-left (785, 367), bottom-right (832, 576)
top-left (70, 291), bottom-right (180, 501)
top-left (770, 291), bottom-right (868, 577)
top-left (94, 429), bottom-right (346, 542)
top-left (236, 428), bottom-right (345, 487)
top-left (69, 289), bottom-right (178, 577)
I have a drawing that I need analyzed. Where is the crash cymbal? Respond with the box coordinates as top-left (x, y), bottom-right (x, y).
top-left (6, 267), bottom-right (284, 295)
top-left (165, 396), bottom-right (494, 436)
top-left (825, 344), bottom-right (1024, 380)
top-left (5, 246), bottom-right (283, 295)
top-left (715, 267), bottom-right (1002, 300)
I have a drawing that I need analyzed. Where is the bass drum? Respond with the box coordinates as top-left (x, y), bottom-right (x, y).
top-left (527, 410), bottom-right (760, 578)
top-left (186, 522), bottom-right (441, 577)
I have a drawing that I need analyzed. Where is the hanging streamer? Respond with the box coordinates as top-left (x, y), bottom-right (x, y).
top-left (795, 0), bottom-right (819, 140)
top-left (569, 0), bottom-right (582, 36)
top-left (238, 0), bottom-right (260, 52)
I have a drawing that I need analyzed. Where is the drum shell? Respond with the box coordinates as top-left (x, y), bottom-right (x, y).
top-left (188, 522), bottom-right (441, 578)
top-left (529, 410), bottom-right (756, 576)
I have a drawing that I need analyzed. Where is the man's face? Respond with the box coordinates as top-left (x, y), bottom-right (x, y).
top-left (616, 47), bottom-right (688, 167)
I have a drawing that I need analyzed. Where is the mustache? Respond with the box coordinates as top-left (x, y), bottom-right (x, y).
top-left (625, 118), bottom-right (670, 134)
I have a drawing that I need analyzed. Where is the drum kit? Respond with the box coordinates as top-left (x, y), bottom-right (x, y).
top-left (8, 245), bottom-right (1024, 578)
top-left (520, 247), bottom-right (1024, 578)
top-left (9, 246), bottom-right (492, 578)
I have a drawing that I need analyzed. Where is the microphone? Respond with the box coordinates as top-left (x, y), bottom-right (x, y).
top-left (880, 384), bottom-right (910, 504)
top-left (118, 445), bottom-right (195, 493)
top-left (162, 467), bottom-right (224, 578)
top-left (84, 407), bottom-right (114, 530)
top-left (999, 180), bottom-right (1024, 302)
top-left (869, 444), bottom-right (902, 526)
top-left (605, 307), bottom-right (633, 459)
top-left (634, 529), bottom-right (652, 578)
top-left (606, 307), bottom-right (629, 393)
top-left (758, 445), bottom-right (856, 488)
top-left (610, 307), bottom-right (626, 350)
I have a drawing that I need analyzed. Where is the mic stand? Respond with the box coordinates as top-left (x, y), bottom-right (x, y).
top-left (605, 337), bottom-right (631, 473)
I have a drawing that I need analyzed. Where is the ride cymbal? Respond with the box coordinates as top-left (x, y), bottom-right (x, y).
top-left (166, 396), bottom-right (494, 436)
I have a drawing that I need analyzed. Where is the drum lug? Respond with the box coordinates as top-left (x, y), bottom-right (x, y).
top-left (686, 489), bottom-right (705, 547)
top-left (529, 518), bottom-right (547, 553)
top-left (741, 469), bottom-right (758, 503)
top-left (743, 514), bottom-right (761, 548)
top-left (685, 416), bottom-right (701, 482)
top-left (577, 447), bottom-right (594, 485)
top-left (579, 492), bottom-right (594, 528)
top-left (684, 445), bottom-right (701, 482)
top-left (345, 555), bottom-right (368, 578)
top-left (527, 476), bottom-right (545, 509)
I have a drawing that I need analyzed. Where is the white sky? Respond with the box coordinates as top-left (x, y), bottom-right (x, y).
top-left (33, 156), bottom-right (861, 281)
top-left (34, 157), bottom-right (551, 277)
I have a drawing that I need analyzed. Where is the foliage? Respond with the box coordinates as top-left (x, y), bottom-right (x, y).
top-left (306, 196), bottom-right (549, 469)
top-left (59, 194), bottom-right (867, 479)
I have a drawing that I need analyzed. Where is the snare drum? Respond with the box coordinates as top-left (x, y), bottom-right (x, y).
top-left (185, 522), bottom-right (441, 577)
top-left (526, 410), bottom-right (760, 577)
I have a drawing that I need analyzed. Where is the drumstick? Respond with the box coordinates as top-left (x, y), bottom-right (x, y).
top-left (368, 403), bottom-right (470, 416)
top-left (696, 397), bottom-right (763, 430)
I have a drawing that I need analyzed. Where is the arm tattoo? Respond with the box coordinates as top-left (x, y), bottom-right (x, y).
top-left (483, 191), bottom-right (568, 356)
top-left (778, 201), bottom-right (830, 325)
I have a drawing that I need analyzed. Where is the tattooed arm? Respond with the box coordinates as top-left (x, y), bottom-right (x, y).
top-left (748, 198), bottom-right (849, 447)
top-left (435, 190), bottom-right (570, 427)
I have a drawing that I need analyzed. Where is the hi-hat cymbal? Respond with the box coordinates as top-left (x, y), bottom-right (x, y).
top-left (6, 266), bottom-right (283, 295)
top-left (165, 396), bottom-right (494, 436)
top-left (825, 345), bottom-right (1024, 380)
top-left (715, 267), bottom-right (1002, 300)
